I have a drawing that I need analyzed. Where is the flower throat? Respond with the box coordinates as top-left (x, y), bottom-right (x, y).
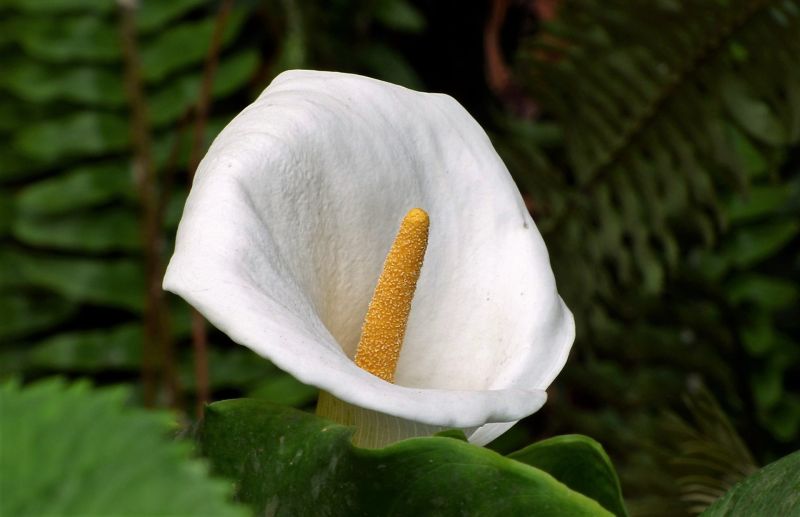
top-left (316, 208), bottom-right (445, 448)
top-left (354, 208), bottom-right (429, 383)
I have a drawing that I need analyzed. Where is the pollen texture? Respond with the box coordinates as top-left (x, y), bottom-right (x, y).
top-left (354, 208), bottom-right (429, 383)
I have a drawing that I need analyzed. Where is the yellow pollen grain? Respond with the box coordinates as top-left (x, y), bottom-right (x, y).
top-left (354, 208), bottom-right (429, 383)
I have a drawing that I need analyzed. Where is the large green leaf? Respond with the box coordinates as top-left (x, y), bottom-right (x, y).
top-left (0, 378), bottom-right (245, 516)
top-left (201, 399), bottom-right (612, 516)
top-left (508, 434), bottom-right (628, 517)
top-left (701, 450), bottom-right (800, 516)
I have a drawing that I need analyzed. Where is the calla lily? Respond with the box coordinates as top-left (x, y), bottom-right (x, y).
top-left (164, 70), bottom-right (574, 446)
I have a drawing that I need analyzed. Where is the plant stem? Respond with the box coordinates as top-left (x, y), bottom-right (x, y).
top-left (119, 0), bottom-right (165, 408)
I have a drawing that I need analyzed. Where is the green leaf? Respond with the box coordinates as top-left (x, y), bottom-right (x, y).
top-left (0, 100), bottom-right (35, 135)
top-left (13, 254), bottom-right (144, 312)
top-left (15, 112), bottom-right (129, 162)
top-left (725, 220), bottom-right (800, 269)
top-left (4, 0), bottom-right (113, 14)
top-left (751, 367), bottom-right (782, 411)
top-left (15, 162), bottom-right (133, 216)
top-left (149, 50), bottom-right (260, 127)
top-left (689, 249), bottom-right (731, 282)
top-left (141, 9), bottom-right (247, 83)
top-left (727, 124), bottom-right (770, 179)
top-left (373, 0), bottom-right (427, 33)
top-left (765, 396), bottom-right (800, 443)
top-left (726, 185), bottom-right (793, 224)
top-left (0, 17), bottom-right (19, 50)
top-left (137, 0), bottom-right (210, 33)
top-left (13, 207), bottom-right (140, 252)
top-left (0, 291), bottom-right (75, 340)
top-left (179, 348), bottom-right (278, 391)
top-left (701, 450), bottom-right (800, 516)
top-left (201, 399), bottom-right (612, 516)
top-left (0, 60), bottom-right (124, 107)
top-left (434, 429), bottom-right (469, 441)
top-left (726, 274), bottom-right (798, 311)
top-left (0, 379), bottom-right (245, 516)
top-left (248, 374), bottom-right (318, 407)
top-left (28, 324), bottom-right (142, 372)
top-left (0, 144), bottom-right (46, 183)
top-left (16, 15), bottom-right (120, 63)
top-left (722, 77), bottom-right (788, 146)
top-left (508, 435), bottom-right (628, 517)
top-left (0, 190), bottom-right (12, 237)
top-left (358, 44), bottom-right (423, 89)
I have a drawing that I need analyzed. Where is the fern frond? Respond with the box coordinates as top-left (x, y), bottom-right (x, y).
top-left (516, 0), bottom-right (800, 311)
top-left (661, 381), bottom-right (759, 515)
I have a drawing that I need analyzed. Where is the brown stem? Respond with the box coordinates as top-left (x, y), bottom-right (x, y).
top-left (484, 0), bottom-right (540, 119)
top-left (484, 0), bottom-right (511, 96)
top-left (187, 0), bottom-right (235, 418)
top-left (119, 0), bottom-right (164, 408)
top-left (158, 116), bottom-right (191, 411)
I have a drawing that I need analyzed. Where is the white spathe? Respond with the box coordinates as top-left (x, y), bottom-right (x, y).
top-left (164, 70), bottom-right (574, 445)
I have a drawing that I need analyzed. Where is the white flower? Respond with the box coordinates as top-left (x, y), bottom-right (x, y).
top-left (164, 70), bottom-right (574, 446)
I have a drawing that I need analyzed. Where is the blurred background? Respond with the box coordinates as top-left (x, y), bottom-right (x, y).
top-left (1, 0), bottom-right (798, 515)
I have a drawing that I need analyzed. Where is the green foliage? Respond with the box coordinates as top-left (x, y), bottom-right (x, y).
top-left (14, 163), bottom-right (134, 215)
top-left (0, 291), bottom-right (74, 343)
top-left (202, 398), bottom-right (614, 516)
top-left (140, 9), bottom-right (247, 83)
top-left (0, 378), bottom-right (245, 516)
top-left (701, 450), bottom-right (800, 516)
top-left (373, 0), bottom-right (426, 33)
top-left (0, 0), bottom-right (432, 413)
top-left (0, 0), bottom-right (265, 408)
top-left (497, 2), bottom-right (800, 511)
top-left (515, 0), bottom-right (800, 313)
top-left (660, 384), bottom-right (759, 515)
top-left (27, 324), bottom-right (144, 371)
top-left (263, 0), bottom-right (425, 88)
top-left (509, 435), bottom-right (628, 517)
top-left (690, 168), bottom-right (800, 443)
